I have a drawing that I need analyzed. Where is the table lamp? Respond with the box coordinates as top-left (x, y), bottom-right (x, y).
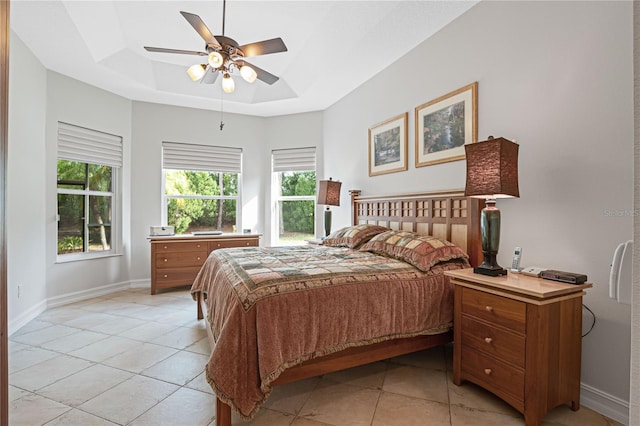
top-left (464, 136), bottom-right (519, 276)
top-left (317, 178), bottom-right (342, 237)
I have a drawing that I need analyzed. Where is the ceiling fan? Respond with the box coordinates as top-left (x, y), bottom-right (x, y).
top-left (144, 0), bottom-right (287, 94)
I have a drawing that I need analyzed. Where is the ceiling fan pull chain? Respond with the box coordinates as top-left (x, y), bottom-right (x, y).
top-left (220, 88), bottom-right (225, 131)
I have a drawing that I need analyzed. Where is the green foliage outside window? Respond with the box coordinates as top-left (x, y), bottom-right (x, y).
top-left (280, 171), bottom-right (316, 234)
top-left (57, 160), bottom-right (113, 254)
top-left (165, 170), bottom-right (238, 234)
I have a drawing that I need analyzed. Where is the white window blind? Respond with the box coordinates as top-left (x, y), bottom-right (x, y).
top-left (272, 147), bottom-right (316, 172)
top-left (58, 122), bottom-right (123, 167)
top-left (163, 142), bottom-right (242, 173)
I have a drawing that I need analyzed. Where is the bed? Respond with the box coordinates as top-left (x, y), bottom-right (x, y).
top-left (191, 190), bottom-right (483, 425)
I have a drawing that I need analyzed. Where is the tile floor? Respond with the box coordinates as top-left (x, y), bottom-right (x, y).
top-left (9, 287), bottom-right (622, 426)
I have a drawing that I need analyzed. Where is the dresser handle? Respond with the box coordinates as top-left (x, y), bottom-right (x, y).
top-left (485, 306), bottom-right (493, 312)
top-left (484, 368), bottom-right (492, 375)
top-left (246, 242), bottom-right (250, 246)
top-left (163, 245), bottom-right (168, 249)
top-left (217, 243), bottom-right (221, 247)
top-left (196, 244), bottom-right (201, 248)
top-left (163, 274), bottom-right (168, 278)
top-left (484, 337), bottom-right (493, 344)
top-left (163, 258), bottom-right (168, 262)
top-left (197, 256), bottom-right (201, 260)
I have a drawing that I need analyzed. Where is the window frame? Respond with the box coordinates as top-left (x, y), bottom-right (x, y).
top-left (56, 123), bottom-right (122, 263)
top-left (271, 147), bottom-right (317, 246)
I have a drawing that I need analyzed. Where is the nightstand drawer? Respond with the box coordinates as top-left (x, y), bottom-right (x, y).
top-left (461, 345), bottom-right (524, 402)
top-left (154, 241), bottom-right (208, 253)
top-left (461, 287), bottom-right (526, 333)
top-left (461, 315), bottom-right (525, 368)
top-left (155, 250), bottom-right (209, 268)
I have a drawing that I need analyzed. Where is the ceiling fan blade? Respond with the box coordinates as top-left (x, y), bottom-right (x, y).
top-left (201, 67), bottom-right (219, 84)
top-left (239, 38), bottom-right (287, 58)
top-left (243, 61), bottom-right (279, 85)
top-left (180, 11), bottom-right (221, 48)
top-left (145, 46), bottom-right (207, 57)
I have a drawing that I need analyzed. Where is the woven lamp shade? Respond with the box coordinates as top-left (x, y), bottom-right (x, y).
top-left (317, 179), bottom-right (342, 206)
top-left (464, 137), bottom-right (520, 199)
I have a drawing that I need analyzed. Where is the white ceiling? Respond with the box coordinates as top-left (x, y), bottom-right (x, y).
top-left (10, 0), bottom-right (479, 117)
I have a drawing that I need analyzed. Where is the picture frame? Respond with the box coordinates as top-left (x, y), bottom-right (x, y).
top-left (414, 82), bottom-right (478, 168)
top-left (368, 112), bottom-right (408, 177)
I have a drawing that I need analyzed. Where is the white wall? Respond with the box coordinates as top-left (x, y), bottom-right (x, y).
top-left (323, 0), bottom-right (633, 420)
top-left (129, 102), bottom-right (267, 281)
top-left (7, 33), bottom-right (47, 330)
top-left (129, 103), bottom-right (323, 276)
top-left (44, 72), bottom-right (133, 299)
top-left (264, 112), bottom-right (324, 244)
top-left (630, 2), bottom-right (639, 424)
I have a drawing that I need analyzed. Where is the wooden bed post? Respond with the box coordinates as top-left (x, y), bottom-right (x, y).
top-left (349, 189), bottom-right (361, 226)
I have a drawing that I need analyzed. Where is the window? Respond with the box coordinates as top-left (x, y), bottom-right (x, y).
top-left (162, 142), bottom-right (242, 234)
top-left (57, 122), bottom-right (122, 259)
top-left (272, 147), bottom-right (316, 246)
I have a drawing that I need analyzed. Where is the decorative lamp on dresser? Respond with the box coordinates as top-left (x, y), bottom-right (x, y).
top-left (444, 268), bottom-right (592, 426)
top-left (149, 234), bottom-right (259, 295)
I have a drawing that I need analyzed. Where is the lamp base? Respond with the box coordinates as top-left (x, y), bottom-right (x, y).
top-left (324, 207), bottom-right (332, 237)
top-left (473, 265), bottom-right (508, 277)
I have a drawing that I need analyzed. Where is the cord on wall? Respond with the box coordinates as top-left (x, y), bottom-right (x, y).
top-left (582, 304), bottom-right (596, 337)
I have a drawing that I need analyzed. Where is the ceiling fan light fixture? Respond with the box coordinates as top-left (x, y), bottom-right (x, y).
top-left (187, 64), bottom-right (207, 81)
top-left (222, 73), bottom-right (235, 93)
top-left (240, 65), bottom-right (258, 83)
top-left (208, 51), bottom-right (224, 68)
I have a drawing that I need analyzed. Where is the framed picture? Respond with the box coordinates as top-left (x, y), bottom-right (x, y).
top-left (414, 82), bottom-right (478, 167)
top-left (368, 112), bottom-right (408, 177)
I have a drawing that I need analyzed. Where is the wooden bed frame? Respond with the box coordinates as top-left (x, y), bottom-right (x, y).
top-left (198, 189), bottom-right (483, 425)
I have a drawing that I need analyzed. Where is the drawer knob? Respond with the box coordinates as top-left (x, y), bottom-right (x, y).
top-left (197, 244), bottom-right (201, 248)
top-left (246, 242), bottom-right (250, 246)
top-left (163, 274), bottom-right (168, 278)
top-left (197, 256), bottom-right (201, 260)
top-left (217, 244), bottom-right (221, 247)
top-left (485, 306), bottom-right (493, 312)
top-left (163, 245), bottom-right (168, 249)
top-left (484, 368), bottom-right (492, 375)
top-left (484, 337), bottom-right (493, 344)
top-left (163, 258), bottom-right (168, 262)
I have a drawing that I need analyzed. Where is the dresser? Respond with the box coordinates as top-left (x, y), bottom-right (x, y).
top-left (149, 234), bottom-right (260, 295)
top-left (444, 269), bottom-right (591, 426)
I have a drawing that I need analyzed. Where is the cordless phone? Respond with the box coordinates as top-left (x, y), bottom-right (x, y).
top-left (511, 247), bottom-right (522, 272)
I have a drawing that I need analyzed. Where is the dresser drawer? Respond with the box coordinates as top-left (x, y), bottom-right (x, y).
top-left (154, 267), bottom-right (201, 288)
top-left (154, 241), bottom-right (208, 253)
top-left (155, 250), bottom-right (209, 268)
top-left (461, 345), bottom-right (524, 402)
top-left (461, 315), bottom-right (525, 368)
top-left (461, 287), bottom-right (526, 333)
top-left (209, 238), bottom-right (258, 251)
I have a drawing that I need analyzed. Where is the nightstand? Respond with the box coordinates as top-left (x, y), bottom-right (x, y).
top-left (444, 269), bottom-right (592, 426)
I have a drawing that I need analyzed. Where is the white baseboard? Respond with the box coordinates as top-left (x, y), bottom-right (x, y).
top-left (129, 278), bottom-right (151, 289)
top-left (8, 299), bottom-right (47, 336)
top-left (9, 279), bottom-right (151, 335)
top-left (581, 382), bottom-right (630, 425)
top-left (47, 280), bottom-right (132, 308)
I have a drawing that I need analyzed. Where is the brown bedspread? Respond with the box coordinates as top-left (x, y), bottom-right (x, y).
top-left (190, 245), bottom-right (468, 419)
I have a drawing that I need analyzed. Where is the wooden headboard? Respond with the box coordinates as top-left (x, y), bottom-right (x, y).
top-left (350, 190), bottom-right (483, 267)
